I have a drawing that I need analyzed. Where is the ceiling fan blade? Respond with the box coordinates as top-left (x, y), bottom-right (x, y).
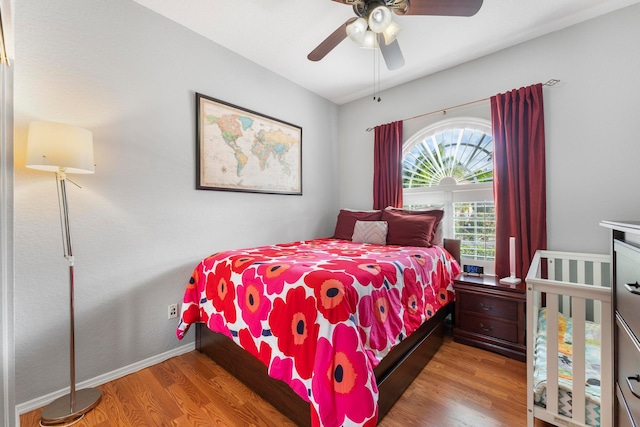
top-left (404, 0), bottom-right (483, 16)
top-left (377, 34), bottom-right (405, 70)
top-left (308, 18), bottom-right (355, 62)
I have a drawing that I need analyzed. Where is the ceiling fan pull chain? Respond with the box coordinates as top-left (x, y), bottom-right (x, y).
top-left (374, 36), bottom-right (381, 102)
top-left (378, 49), bottom-right (382, 101)
top-left (376, 50), bottom-right (380, 101)
top-left (373, 43), bottom-right (377, 101)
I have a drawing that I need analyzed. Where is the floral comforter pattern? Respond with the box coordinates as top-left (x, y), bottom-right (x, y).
top-left (177, 238), bottom-right (459, 427)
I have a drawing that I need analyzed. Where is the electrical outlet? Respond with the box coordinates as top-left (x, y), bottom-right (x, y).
top-left (168, 304), bottom-right (178, 319)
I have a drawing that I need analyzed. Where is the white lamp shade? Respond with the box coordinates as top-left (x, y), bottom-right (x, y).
top-left (360, 30), bottom-right (379, 49)
top-left (26, 121), bottom-right (95, 174)
top-left (368, 5), bottom-right (392, 33)
top-left (382, 20), bottom-right (402, 45)
top-left (346, 17), bottom-right (368, 45)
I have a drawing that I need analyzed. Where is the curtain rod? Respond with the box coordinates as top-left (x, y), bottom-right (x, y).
top-left (365, 79), bottom-right (560, 132)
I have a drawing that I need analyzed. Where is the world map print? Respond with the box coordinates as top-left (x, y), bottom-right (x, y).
top-left (197, 95), bottom-right (302, 194)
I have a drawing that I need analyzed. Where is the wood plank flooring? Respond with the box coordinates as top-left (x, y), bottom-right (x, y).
top-left (21, 333), bottom-right (548, 427)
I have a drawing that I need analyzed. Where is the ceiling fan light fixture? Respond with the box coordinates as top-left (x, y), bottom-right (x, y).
top-left (360, 30), bottom-right (378, 49)
top-left (346, 17), bottom-right (368, 45)
top-left (368, 5), bottom-right (392, 33)
top-left (382, 20), bottom-right (402, 44)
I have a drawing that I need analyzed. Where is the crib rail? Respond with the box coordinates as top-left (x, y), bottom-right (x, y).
top-left (526, 250), bottom-right (612, 427)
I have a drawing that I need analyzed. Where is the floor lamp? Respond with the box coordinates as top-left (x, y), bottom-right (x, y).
top-left (26, 121), bottom-right (101, 425)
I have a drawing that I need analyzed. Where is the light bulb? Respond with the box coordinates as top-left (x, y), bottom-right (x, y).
top-left (346, 17), bottom-right (368, 45)
top-left (368, 5), bottom-right (392, 33)
top-left (360, 31), bottom-right (378, 49)
top-left (382, 21), bottom-right (402, 45)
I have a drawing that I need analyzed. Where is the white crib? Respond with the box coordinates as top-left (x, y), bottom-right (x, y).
top-left (526, 250), bottom-right (612, 427)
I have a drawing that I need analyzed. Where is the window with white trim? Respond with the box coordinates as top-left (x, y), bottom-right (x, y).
top-left (402, 117), bottom-right (495, 271)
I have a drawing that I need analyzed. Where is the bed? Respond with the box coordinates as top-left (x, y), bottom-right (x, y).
top-left (176, 208), bottom-right (461, 426)
top-left (525, 250), bottom-right (613, 427)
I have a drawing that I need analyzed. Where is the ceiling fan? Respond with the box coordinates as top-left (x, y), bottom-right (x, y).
top-left (308, 0), bottom-right (483, 70)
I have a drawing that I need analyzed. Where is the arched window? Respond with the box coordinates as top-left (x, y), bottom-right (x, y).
top-left (402, 117), bottom-right (495, 267)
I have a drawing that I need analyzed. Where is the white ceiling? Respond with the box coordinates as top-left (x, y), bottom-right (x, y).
top-left (132, 0), bottom-right (640, 105)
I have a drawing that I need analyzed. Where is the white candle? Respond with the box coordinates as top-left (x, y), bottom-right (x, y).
top-left (509, 236), bottom-right (516, 277)
top-left (500, 236), bottom-right (521, 285)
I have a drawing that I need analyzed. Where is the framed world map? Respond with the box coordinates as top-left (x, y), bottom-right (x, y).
top-left (196, 93), bottom-right (302, 195)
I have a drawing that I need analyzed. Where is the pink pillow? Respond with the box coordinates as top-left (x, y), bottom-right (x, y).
top-left (384, 207), bottom-right (444, 246)
top-left (382, 210), bottom-right (436, 247)
top-left (352, 220), bottom-right (388, 245)
top-left (333, 209), bottom-right (382, 240)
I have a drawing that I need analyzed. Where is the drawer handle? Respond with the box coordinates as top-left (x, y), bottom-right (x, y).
top-left (627, 375), bottom-right (640, 399)
top-left (479, 303), bottom-right (494, 311)
top-left (625, 282), bottom-right (640, 295)
top-left (479, 323), bottom-right (494, 332)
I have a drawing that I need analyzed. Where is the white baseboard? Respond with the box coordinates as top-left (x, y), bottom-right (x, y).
top-left (14, 342), bottom-right (195, 425)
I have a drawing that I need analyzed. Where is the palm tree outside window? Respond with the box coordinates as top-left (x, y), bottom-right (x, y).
top-left (402, 117), bottom-right (495, 270)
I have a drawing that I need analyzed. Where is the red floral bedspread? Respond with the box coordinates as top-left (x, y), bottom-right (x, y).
top-left (177, 238), bottom-right (460, 427)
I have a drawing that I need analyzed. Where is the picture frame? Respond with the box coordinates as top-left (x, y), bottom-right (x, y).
top-left (196, 93), bottom-right (302, 195)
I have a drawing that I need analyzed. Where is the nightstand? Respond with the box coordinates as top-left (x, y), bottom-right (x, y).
top-left (453, 273), bottom-right (526, 362)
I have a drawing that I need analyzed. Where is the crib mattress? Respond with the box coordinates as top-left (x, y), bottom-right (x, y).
top-left (533, 309), bottom-right (602, 427)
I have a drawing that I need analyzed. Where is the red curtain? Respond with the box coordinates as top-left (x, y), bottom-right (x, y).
top-left (373, 121), bottom-right (403, 210)
top-left (491, 84), bottom-right (547, 280)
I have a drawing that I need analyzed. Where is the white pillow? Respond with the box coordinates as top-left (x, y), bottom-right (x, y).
top-left (352, 220), bottom-right (388, 245)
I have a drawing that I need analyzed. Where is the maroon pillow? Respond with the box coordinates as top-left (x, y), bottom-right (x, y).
top-left (384, 208), bottom-right (444, 246)
top-left (382, 209), bottom-right (437, 247)
top-left (333, 210), bottom-right (382, 240)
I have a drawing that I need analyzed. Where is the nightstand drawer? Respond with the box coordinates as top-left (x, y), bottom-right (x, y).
top-left (453, 274), bottom-right (525, 361)
top-left (458, 312), bottom-right (518, 342)
top-left (458, 293), bottom-right (519, 321)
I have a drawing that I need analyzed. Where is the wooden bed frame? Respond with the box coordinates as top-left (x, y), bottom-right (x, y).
top-left (196, 239), bottom-right (461, 426)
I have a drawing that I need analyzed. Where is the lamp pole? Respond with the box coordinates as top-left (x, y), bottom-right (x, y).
top-left (26, 121), bottom-right (100, 425)
top-left (40, 171), bottom-right (101, 425)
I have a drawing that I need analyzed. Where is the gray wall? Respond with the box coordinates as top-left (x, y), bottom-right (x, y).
top-left (337, 3), bottom-right (640, 255)
top-left (11, 0), bottom-right (640, 416)
top-left (13, 0), bottom-right (339, 406)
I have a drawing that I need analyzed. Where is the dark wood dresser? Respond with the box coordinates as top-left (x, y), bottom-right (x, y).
top-left (453, 273), bottom-right (526, 361)
top-left (601, 220), bottom-right (640, 427)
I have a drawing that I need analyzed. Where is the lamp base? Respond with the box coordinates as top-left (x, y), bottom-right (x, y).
top-left (499, 276), bottom-right (522, 285)
top-left (40, 388), bottom-right (101, 426)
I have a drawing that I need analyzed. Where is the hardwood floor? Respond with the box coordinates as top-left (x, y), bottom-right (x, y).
top-left (21, 332), bottom-right (548, 427)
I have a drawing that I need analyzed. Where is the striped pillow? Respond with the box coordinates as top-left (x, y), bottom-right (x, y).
top-left (352, 220), bottom-right (388, 245)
